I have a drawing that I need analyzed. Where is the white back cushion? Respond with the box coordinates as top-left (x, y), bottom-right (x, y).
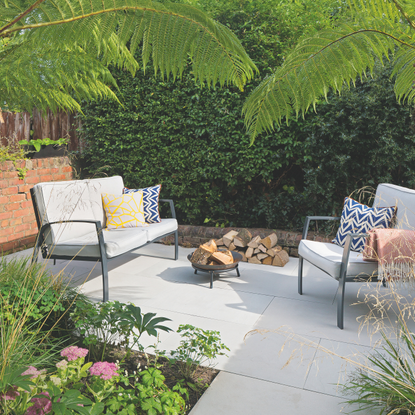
top-left (32, 176), bottom-right (124, 244)
top-left (373, 184), bottom-right (415, 230)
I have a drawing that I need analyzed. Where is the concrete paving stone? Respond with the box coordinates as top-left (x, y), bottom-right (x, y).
top-left (303, 339), bottom-right (374, 397)
top-left (190, 371), bottom-right (380, 415)
top-left (221, 329), bottom-right (320, 388)
top-left (254, 295), bottom-right (384, 347)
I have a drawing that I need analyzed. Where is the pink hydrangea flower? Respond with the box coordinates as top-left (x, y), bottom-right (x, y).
top-left (56, 360), bottom-right (68, 369)
top-left (1, 386), bottom-right (20, 401)
top-left (26, 391), bottom-right (52, 415)
top-left (22, 366), bottom-right (44, 379)
top-left (60, 346), bottom-right (89, 362)
top-left (89, 361), bottom-right (118, 380)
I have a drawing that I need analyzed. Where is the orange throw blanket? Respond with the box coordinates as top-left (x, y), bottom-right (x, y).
top-left (363, 229), bottom-right (415, 282)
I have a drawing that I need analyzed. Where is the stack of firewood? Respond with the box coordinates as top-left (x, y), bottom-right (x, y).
top-left (215, 229), bottom-right (289, 267)
top-left (190, 239), bottom-right (234, 266)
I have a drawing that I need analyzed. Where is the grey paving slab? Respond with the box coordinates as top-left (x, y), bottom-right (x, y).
top-left (190, 372), bottom-right (379, 415)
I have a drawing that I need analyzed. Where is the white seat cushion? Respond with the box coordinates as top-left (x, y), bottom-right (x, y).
top-left (145, 219), bottom-right (178, 241)
top-left (299, 240), bottom-right (377, 279)
top-left (50, 227), bottom-right (148, 259)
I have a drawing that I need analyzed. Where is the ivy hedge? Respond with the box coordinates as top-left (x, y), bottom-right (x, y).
top-left (79, 1), bottom-right (415, 231)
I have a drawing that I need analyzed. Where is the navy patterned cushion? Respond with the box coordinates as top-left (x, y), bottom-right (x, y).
top-left (123, 185), bottom-right (161, 223)
top-left (332, 197), bottom-right (396, 252)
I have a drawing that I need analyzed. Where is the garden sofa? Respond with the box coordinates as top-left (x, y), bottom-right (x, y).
top-left (298, 183), bottom-right (415, 329)
top-left (30, 176), bottom-right (178, 301)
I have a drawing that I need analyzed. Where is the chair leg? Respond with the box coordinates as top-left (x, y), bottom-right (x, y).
top-left (298, 256), bottom-right (304, 295)
top-left (31, 240), bottom-right (41, 264)
top-left (101, 256), bottom-right (109, 302)
top-left (174, 230), bottom-right (179, 260)
top-left (337, 272), bottom-right (347, 330)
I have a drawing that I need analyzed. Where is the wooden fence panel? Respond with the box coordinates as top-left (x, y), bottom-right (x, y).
top-left (1, 110), bottom-right (81, 151)
top-left (0, 111), bottom-right (30, 145)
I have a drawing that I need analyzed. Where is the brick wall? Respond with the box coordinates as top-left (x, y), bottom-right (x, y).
top-left (0, 157), bottom-right (73, 254)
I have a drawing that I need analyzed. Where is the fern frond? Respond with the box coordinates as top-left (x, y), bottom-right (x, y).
top-left (0, 0), bottom-right (257, 112)
top-left (243, 0), bottom-right (415, 142)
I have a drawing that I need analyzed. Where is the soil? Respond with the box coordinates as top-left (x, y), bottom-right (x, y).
top-left (106, 345), bottom-right (219, 414)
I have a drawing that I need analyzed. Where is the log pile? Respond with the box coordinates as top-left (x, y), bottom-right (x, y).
top-left (216, 229), bottom-right (289, 267)
top-left (190, 240), bottom-right (234, 266)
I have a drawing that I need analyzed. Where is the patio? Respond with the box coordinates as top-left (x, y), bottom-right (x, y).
top-left (12, 243), bottom-right (402, 415)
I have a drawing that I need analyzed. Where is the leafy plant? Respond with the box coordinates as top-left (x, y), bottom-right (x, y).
top-left (19, 137), bottom-right (69, 152)
top-left (169, 324), bottom-right (229, 381)
top-left (71, 301), bottom-right (171, 361)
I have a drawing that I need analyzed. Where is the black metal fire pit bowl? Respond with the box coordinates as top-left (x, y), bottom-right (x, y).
top-left (187, 251), bottom-right (243, 289)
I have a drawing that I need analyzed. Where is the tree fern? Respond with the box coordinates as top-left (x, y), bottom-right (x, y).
top-left (243, 0), bottom-right (415, 142)
top-left (0, 0), bottom-right (257, 112)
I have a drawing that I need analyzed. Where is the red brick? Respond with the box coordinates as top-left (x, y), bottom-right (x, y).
top-left (20, 201), bottom-right (32, 209)
top-left (4, 171), bottom-right (18, 179)
top-left (25, 170), bottom-right (36, 177)
top-left (5, 202), bottom-right (20, 211)
top-left (40, 175), bottom-right (53, 182)
top-left (15, 223), bottom-right (31, 233)
top-left (10, 218), bottom-right (23, 226)
top-left (0, 240), bottom-right (14, 250)
top-left (52, 174), bottom-right (66, 181)
top-left (0, 161), bottom-right (13, 171)
top-left (12, 231), bottom-right (24, 240)
top-left (0, 228), bottom-right (13, 237)
top-left (51, 168), bottom-right (59, 174)
top-left (62, 166), bottom-right (73, 173)
top-left (38, 168), bottom-right (51, 175)
top-left (13, 208), bottom-right (32, 217)
top-left (26, 192), bottom-right (32, 201)
top-left (26, 176), bottom-right (40, 184)
top-left (23, 215), bottom-right (35, 223)
top-left (10, 194), bottom-right (25, 203)
top-left (0, 179), bottom-right (8, 189)
top-left (0, 196), bottom-right (9, 204)
top-left (2, 186), bottom-right (18, 195)
top-left (1, 220), bottom-right (9, 227)
top-left (0, 212), bottom-right (12, 220)
top-left (18, 185), bottom-right (31, 193)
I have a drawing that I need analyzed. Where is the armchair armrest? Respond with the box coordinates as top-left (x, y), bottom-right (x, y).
top-left (340, 232), bottom-right (369, 273)
top-left (302, 216), bottom-right (341, 240)
top-left (159, 199), bottom-right (176, 219)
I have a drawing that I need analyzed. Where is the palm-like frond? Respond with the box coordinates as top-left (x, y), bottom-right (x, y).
top-left (243, 0), bottom-right (415, 142)
top-left (0, 0), bottom-right (257, 112)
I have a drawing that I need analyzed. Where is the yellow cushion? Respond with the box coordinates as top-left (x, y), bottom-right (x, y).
top-left (102, 192), bottom-right (148, 230)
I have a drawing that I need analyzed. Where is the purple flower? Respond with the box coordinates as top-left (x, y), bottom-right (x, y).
top-left (1, 386), bottom-right (20, 401)
top-left (22, 366), bottom-right (44, 379)
top-left (26, 391), bottom-right (52, 415)
top-left (89, 361), bottom-right (119, 380)
top-left (60, 346), bottom-right (89, 362)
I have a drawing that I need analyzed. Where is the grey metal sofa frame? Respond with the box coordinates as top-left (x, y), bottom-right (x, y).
top-left (30, 187), bottom-right (178, 302)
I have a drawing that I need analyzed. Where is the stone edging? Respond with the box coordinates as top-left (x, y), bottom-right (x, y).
top-left (161, 225), bottom-right (334, 258)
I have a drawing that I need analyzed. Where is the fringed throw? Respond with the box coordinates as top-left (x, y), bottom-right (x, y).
top-left (363, 229), bottom-right (415, 283)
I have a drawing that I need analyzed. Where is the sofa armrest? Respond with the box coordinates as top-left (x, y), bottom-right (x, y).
top-left (38, 219), bottom-right (105, 247)
top-left (302, 216), bottom-right (341, 240)
top-left (159, 199), bottom-right (176, 219)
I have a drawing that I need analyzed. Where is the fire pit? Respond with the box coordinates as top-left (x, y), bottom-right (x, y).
top-left (187, 251), bottom-right (243, 288)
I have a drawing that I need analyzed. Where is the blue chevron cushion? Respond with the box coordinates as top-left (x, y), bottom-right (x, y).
top-left (332, 197), bottom-right (396, 252)
top-left (123, 185), bottom-right (161, 223)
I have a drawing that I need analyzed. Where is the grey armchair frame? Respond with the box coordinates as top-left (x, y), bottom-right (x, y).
top-left (298, 216), bottom-right (373, 329)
